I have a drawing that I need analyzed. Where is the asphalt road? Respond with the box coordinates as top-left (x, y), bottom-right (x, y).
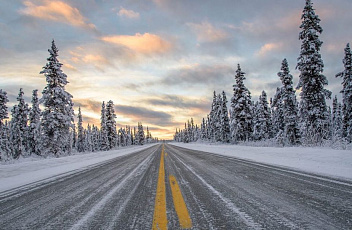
top-left (0, 143), bottom-right (351, 229)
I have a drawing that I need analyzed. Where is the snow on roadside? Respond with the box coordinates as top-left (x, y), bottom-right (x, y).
top-left (0, 144), bottom-right (158, 193)
top-left (170, 142), bottom-right (352, 181)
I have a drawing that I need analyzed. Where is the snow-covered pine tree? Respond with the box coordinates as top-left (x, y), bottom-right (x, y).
top-left (296, 0), bottom-right (331, 145)
top-left (336, 43), bottom-right (352, 142)
top-left (278, 59), bottom-right (300, 145)
top-left (253, 91), bottom-right (272, 141)
top-left (72, 124), bottom-right (77, 150)
top-left (209, 91), bottom-right (217, 141)
top-left (220, 91), bottom-right (230, 143)
top-left (200, 118), bottom-right (207, 140)
top-left (106, 100), bottom-right (117, 149)
top-left (332, 96), bottom-right (343, 145)
top-left (92, 125), bottom-right (100, 151)
top-left (86, 124), bottom-right (93, 152)
top-left (0, 121), bottom-right (12, 160)
top-left (40, 40), bottom-right (74, 156)
top-left (100, 101), bottom-right (109, 151)
top-left (0, 89), bottom-right (8, 126)
top-left (28, 89), bottom-right (41, 155)
top-left (0, 89), bottom-right (10, 160)
top-left (11, 88), bottom-right (29, 159)
top-left (213, 94), bottom-right (222, 142)
top-left (137, 122), bottom-right (145, 145)
top-left (271, 88), bottom-right (284, 138)
top-left (77, 106), bottom-right (84, 152)
top-left (230, 64), bottom-right (253, 143)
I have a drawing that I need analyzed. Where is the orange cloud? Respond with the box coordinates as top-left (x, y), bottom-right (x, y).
top-left (187, 22), bottom-right (229, 43)
top-left (118, 7), bottom-right (140, 19)
top-left (82, 54), bottom-right (108, 64)
top-left (100, 33), bottom-right (172, 54)
top-left (20, 0), bottom-right (95, 30)
top-left (256, 42), bottom-right (283, 57)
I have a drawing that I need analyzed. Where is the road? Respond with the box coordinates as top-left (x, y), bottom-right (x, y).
top-left (0, 143), bottom-right (351, 229)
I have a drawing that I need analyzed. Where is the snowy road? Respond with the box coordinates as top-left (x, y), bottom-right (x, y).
top-left (0, 144), bottom-right (351, 229)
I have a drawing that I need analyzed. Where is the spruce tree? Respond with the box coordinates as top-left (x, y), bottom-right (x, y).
top-left (200, 118), bottom-right (207, 140)
top-left (11, 88), bottom-right (29, 158)
top-left (278, 59), bottom-right (300, 145)
top-left (336, 43), bottom-right (352, 142)
top-left (0, 89), bottom-right (10, 160)
top-left (100, 101), bottom-right (109, 150)
top-left (28, 89), bottom-right (41, 155)
top-left (253, 91), bottom-right (271, 141)
top-left (40, 40), bottom-right (74, 156)
top-left (77, 106), bottom-right (85, 152)
top-left (220, 91), bottom-right (230, 143)
top-left (106, 100), bottom-right (117, 149)
top-left (332, 96), bottom-right (343, 145)
top-left (230, 64), bottom-right (253, 142)
top-left (137, 122), bottom-right (145, 145)
top-left (296, 0), bottom-right (331, 145)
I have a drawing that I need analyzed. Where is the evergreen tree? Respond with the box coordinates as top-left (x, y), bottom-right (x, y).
top-left (0, 89), bottom-right (10, 160)
top-left (100, 101), bottom-right (109, 150)
top-left (137, 122), bottom-right (145, 145)
top-left (336, 43), bottom-right (352, 142)
top-left (40, 40), bottom-right (74, 156)
top-left (106, 100), bottom-right (117, 149)
top-left (332, 96), bottom-right (343, 144)
top-left (92, 125), bottom-right (100, 151)
top-left (220, 91), bottom-right (230, 143)
top-left (28, 89), bottom-right (41, 155)
top-left (230, 64), bottom-right (253, 142)
top-left (200, 118), bottom-right (207, 140)
top-left (253, 91), bottom-right (271, 141)
top-left (278, 59), bottom-right (300, 145)
top-left (296, 0), bottom-right (331, 145)
top-left (209, 91), bottom-right (217, 141)
top-left (10, 88), bottom-right (29, 159)
top-left (77, 107), bottom-right (84, 152)
top-left (86, 124), bottom-right (93, 152)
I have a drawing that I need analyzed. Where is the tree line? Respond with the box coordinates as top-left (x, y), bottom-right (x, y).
top-left (0, 40), bottom-right (158, 161)
top-left (174, 0), bottom-right (352, 148)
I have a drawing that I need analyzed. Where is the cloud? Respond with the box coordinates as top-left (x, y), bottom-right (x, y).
top-left (256, 42), bottom-right (284, 57)
top-left (117, 7), bottom-right (140, 19)
top-left (74, 99), bottom-right (102, 113)
top-left (187, 21), bottom-right (229, 43)
top-left (144, 95), bottom-right (209, 111)
top-left (115, 105), bottom-right (175, 126)
top-left (161, 64), bottom-right (233, 86)
top-left (100, 33), bottom-right (172, 55)
top-left (20, 0), bottom-right (96, 31)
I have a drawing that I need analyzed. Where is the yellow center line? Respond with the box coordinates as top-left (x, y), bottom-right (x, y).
top-left (169, 175), bottom-right (192, 229)
top-left (152, 145), bottom-right (167, 230)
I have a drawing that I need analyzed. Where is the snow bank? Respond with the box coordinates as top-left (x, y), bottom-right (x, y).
top-left (0, 144), bottom-right (158, 193)
top-left (170, 142), bottom-right (352, 181)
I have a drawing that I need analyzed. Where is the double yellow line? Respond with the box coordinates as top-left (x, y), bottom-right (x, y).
top-left (152, 145), bottom-right (192, 230)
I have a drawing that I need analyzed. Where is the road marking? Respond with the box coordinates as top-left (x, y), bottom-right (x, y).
top-left (152, 146), bottom-right (167, 230)
top-left (169, 175), bottom-right (192, 229)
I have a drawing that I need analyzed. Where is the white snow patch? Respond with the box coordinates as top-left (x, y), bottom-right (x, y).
top-left (0, 144), bottom-right (158, 194)
top-left (170, 142), bottom-right (352, 181)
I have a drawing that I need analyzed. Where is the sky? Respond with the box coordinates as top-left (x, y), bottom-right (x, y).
top-left (0, 0), bottom-right (351, 139)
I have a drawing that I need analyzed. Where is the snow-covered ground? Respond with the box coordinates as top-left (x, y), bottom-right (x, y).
top-left (0, 144), bottom-right (158, 193)
top-left (170, 142), bottom-right (352, 181)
